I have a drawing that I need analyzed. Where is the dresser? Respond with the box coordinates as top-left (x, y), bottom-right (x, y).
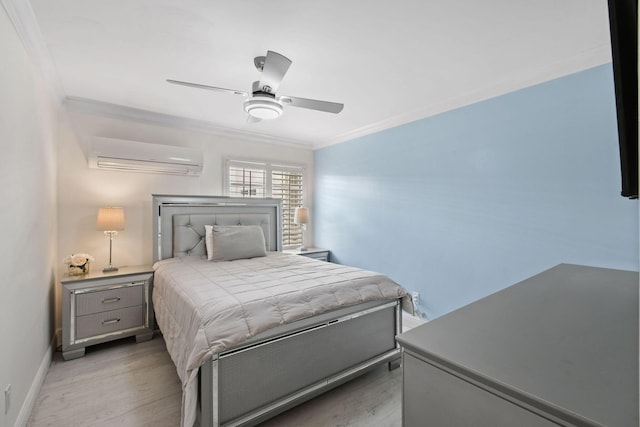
top-left (61, 265), bottom-right (154, 360)
top-left (396, 264), bottom-right (638, 426)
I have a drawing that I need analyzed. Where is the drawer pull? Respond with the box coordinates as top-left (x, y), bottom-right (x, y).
top-left (102, 297), bottom-right (121, 304)
top-left (102, 318), bottom-right (121, 325)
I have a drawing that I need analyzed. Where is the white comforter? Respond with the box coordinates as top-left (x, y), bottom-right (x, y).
top-left (152, 252), bottom-right (411, 426)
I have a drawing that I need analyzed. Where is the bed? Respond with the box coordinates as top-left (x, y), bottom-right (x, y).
top-left (151, 194), bottom-right (412, 427)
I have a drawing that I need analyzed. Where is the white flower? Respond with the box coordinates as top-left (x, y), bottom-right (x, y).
top-left (63, 253), bottom-right (95, 266)
top-left (71, 254), bottom-right (87, 265)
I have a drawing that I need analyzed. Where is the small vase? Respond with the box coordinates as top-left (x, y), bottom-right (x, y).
top-left (68, 263), bottom-right (90, 276)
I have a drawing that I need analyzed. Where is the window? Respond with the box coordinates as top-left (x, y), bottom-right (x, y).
top-left (227, 161), bottom-right (267, 198)
top-left (226, 160), bottom-right (305, 247)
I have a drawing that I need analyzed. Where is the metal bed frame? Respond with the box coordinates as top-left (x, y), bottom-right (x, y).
top-left (152, 195), bottom-right (402, 426)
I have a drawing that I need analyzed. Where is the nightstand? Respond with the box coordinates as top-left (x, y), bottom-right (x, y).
top-left (61, 265), bottom-right (154, 360)
top-left (284, 247), bottom-right (330, 262)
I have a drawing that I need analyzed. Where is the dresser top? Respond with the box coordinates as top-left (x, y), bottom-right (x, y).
top-left (397, 263), bottom-right (639, 426)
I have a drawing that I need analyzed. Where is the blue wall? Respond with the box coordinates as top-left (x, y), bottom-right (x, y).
top-left (314, 64), bottom-right (638, 319)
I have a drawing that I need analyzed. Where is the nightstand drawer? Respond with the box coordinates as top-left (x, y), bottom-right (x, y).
top-left (303, 251), bottom-right (329, 262)
top-left (284, 248), bottom-right (330, 262)
top-left (76, 285), bottom-right (144, 316)
top-left (76, 305), bottom-right (144, 340)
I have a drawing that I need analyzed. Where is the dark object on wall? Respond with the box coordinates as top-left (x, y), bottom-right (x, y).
top-left (607, 0), bottom-right (638, 199)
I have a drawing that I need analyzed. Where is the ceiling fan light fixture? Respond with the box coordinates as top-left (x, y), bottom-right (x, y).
top-left (169, 51), bottom-right (343, 120)
top-left (243, 97), bottom-right (283, 119)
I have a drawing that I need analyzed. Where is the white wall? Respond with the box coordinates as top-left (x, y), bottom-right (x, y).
top-left (0, 5), bottom-right (58, 427)
top-left (56, 110), bottom-right (314, 335)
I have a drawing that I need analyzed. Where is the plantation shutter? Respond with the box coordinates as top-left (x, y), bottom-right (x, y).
top-left (227, 161), bottom-right (267, 198)
top-left (226, 160), bottom-right (305, 248)
top-left (271, 166), bottom-right (304, 247)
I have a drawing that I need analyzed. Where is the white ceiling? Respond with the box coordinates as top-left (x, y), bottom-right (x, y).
top-left (16, 0), bottom-right (612, 148)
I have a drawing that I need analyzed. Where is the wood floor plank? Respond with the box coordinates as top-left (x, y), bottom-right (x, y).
top-left (27, 314), bottom-right (426, 426)
top-left (27, 336), bottom-right (182, 427)
top-left (260, 364), bottom-right (403, 427)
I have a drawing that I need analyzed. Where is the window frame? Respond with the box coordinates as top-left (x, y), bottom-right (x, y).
top-left (225, 159), bottom-right (269, 198)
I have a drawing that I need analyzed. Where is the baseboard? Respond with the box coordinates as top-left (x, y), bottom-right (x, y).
top-left (14, 336), bottom-right (54, 426)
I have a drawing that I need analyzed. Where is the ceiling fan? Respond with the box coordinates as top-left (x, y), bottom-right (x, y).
top-left (167, 50), bottom-right (344, 122)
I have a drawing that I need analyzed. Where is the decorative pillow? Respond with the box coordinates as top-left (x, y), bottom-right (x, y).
top-left (204, 225), bottom-right (214, 260)
top-left (209, 225), bottom-right (267, 261)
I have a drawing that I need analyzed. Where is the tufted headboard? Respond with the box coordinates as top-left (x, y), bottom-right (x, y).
top-left (152, 194), bottom-right (282, 262)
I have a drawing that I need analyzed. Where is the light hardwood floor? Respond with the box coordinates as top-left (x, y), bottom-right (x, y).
top-left (27, 314), bottom-right (426, 427)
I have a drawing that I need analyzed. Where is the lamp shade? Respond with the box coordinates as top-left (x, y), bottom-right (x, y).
top-left (294, 207), bottom-right (309, 225)
top-left (97, 207), bottom-right (125, 231)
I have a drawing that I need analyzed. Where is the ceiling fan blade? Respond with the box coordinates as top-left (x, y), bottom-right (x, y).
top-left (166, 79), bottom-right (248, 96)
top-left (258, 51), bottom-right (292, 95)
top-left (279, 95), bottom-right (344, 114)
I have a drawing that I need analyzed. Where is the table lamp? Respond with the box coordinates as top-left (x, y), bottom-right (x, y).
top-left (97, 207), bottom-right (125, 272)
top-left (294, 207), bottom-right (309, 251)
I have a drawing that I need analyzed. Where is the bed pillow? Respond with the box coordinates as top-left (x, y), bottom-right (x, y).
top-left (204, 225), bottom-right (214, 260)
top-left (209, 225), bottom-right (267, 261)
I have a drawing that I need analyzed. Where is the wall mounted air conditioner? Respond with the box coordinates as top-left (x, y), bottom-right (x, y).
top-left (88, 137), bottom-right (203, 176)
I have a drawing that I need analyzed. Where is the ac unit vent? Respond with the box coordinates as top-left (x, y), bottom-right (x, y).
top-left (88, 137), bottom-right (203, 176)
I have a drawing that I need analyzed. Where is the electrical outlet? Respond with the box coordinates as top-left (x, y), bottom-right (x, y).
top-left (411, 291), bottom-right (420, 306)
top-left (4, 384), bottom-right (10, 414)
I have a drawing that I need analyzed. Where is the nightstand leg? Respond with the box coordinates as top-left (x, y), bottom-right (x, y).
top-left (62, 348), bottom-right (86, 361)
top-left (135, 331), bottom-right (153, 343)
top-left (388, 358), bottom-right (401, 371)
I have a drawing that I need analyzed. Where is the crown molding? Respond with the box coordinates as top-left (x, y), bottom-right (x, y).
top-left (1, 0), bottom-right (65, 103)
top-left (313, 45), bottom-right (612, 151)
top-left (63, 96), bottom-right (313, 150)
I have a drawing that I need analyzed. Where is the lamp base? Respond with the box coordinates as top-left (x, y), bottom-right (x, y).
top-left (103, 266), bottom-right (119, 273)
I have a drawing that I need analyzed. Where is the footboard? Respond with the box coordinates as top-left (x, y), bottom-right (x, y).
top-left (199, 299), bottom-right (402, 426)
